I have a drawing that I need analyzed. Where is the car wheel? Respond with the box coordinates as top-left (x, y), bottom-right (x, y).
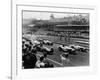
top-left (51, 43), bottom-right (53, 45)
top-left (58, 47), bottom-right (62, 51)
top-left (47, 43), bottom-right (49, 45)
top-left (81, 49), bottom-right (87, 52)
top-left (49, 52), bottom-right (53, 55)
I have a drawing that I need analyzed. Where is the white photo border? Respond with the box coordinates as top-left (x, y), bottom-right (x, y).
top-left (12, 4), bottom-right (97, 80)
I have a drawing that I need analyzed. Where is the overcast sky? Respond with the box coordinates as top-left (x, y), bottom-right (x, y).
top-left (23, 11), bottom-right (88, 20)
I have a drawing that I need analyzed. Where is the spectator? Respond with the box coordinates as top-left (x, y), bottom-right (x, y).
top-left (35, 57), bottom-right (45, 68)
top-left (44, 61), bottom-right (54, 68)
top-left (23, 52), bottom-right (37, 69)
top-left (31, 46), bottom-right (37, 54)
top-left (60, 34), bottom-right (62, 40)
top-left (60, 52), bottom-right (70, 65)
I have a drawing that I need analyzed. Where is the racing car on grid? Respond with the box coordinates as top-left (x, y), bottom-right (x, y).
top-left (33, 43), bottom-right (54, 55)
top-left (58, 45), bottom-right (76, 55)
top-left (36, 38), bottom-right (44, 44)
top-left (42, 40), bottom-right (53, 45)
top-left (69, 44), bottom-right (87, 52)
top-left (32, 40), bottom-right (42, 46)
top-left (40, 46), bottom-right (54, 55)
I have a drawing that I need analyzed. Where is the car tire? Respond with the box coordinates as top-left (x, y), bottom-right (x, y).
top-left (51, 43), bottom-right (53, 45)
top-left (58, 47), bottom-right (62, 51)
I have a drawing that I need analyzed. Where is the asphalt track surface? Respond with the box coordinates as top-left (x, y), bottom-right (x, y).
top-left (32, 35), bottom-right (89, 67)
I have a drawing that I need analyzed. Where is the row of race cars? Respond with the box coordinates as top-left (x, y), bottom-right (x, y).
top-left (24, 37), bottom-right (87, 54)
top-left (22, 36), bottom-right (88, 68)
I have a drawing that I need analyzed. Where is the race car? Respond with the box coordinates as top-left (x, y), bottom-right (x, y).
top-left (43, 40), bottom-right (53, 45)
top-left (60, 52), bottom-right (69, 61)
top-left (58, 45), bottom-right (76, 55)
top-left (41, 46), bottom-right (54, 55)
top-left (36, 38), bottom-right (44, 44)
top-left (32, 40), bottom-right (41, 46)
top-left (69, 44), bottom-right (87, 52)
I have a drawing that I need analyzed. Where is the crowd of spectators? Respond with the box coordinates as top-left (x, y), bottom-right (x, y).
top-left (22, 38), bottom-right (54, 69)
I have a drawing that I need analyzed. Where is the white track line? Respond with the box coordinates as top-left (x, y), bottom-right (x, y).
top-left (36, 54), bottom-right (63, 66)
top-left (47, 58), bottom-right (63, 66)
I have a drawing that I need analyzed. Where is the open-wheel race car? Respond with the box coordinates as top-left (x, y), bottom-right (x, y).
top-left (42, 40), bottom-right (53, 45)
top-left (69, 44), bottom-right (87, 52)
top-left (40, 46), bottom-right (54, 55)
top-left (33, 43), bottom-right (54, 55)
top-left (58, 45), bottom-right (76, 55)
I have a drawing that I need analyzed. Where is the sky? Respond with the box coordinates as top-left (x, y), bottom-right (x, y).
top-left (23, 11), bottom-right (89, 20)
